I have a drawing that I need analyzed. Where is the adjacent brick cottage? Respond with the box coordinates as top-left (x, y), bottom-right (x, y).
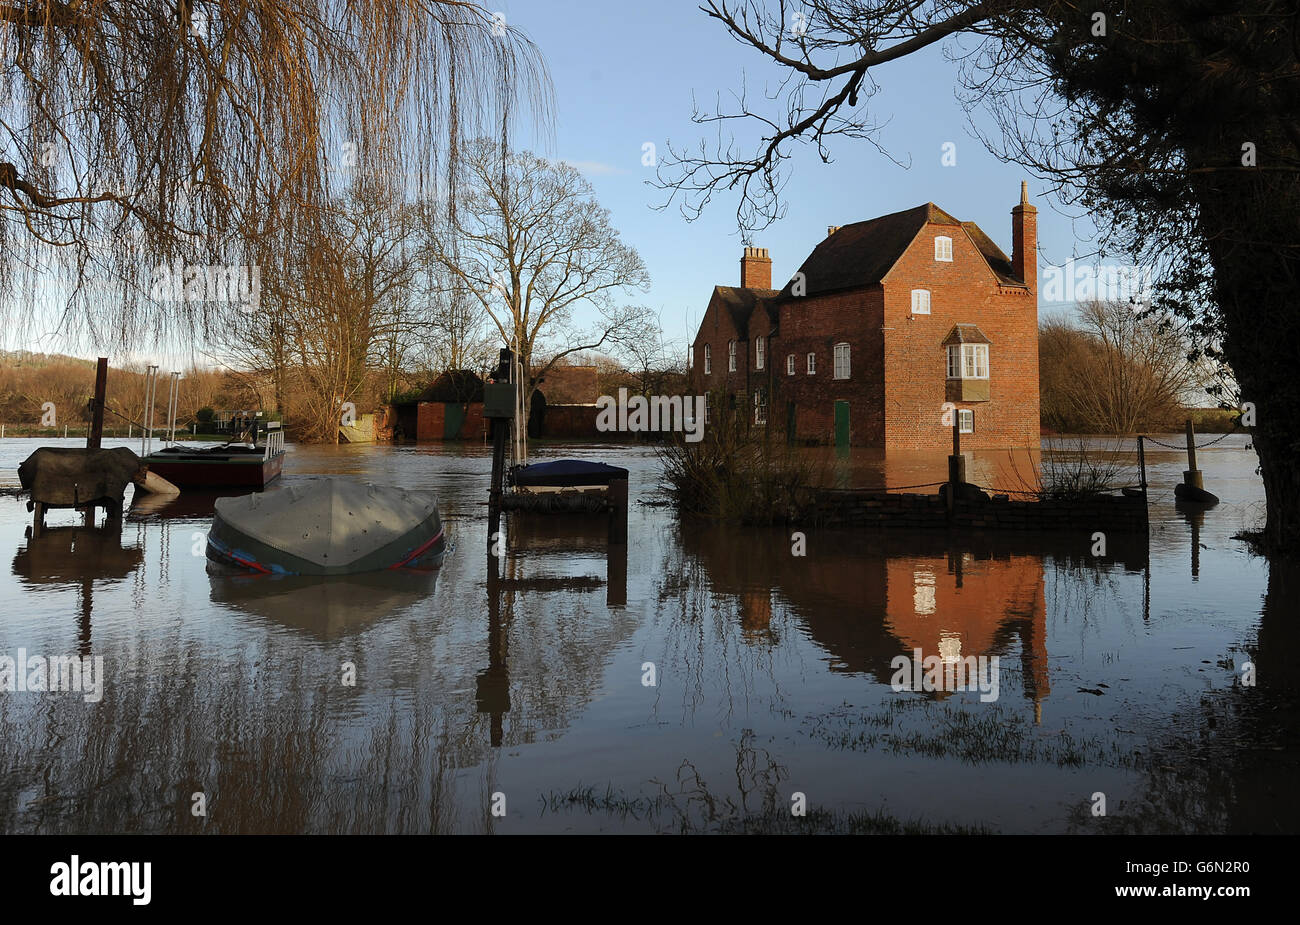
top-left (690, 184), bottom-right (1040, 449)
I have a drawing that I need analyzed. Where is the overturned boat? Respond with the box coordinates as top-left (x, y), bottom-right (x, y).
top-left (207, 478), bottom-right (446, 575)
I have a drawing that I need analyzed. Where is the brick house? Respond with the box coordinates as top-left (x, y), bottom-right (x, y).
top-left (690, 184), bottom-right (1039, 449)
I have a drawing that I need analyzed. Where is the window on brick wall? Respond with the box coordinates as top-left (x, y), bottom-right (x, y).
top-left (786, 354), bottom-right (795, 375)
top-left (753, 389), bottom-right (768, 425)
top-left (911, 289), bottom-right (931, 314)
top-left (728, 340), bottom-right (737, 372)
top-left (833, 343), bottom-right (850, 379)
top-left (704, 399), bottom-right (711, 425)
top-left (958, 408), bottom-right (974, 434)
top-left (704, 344), bottom-right (711, 374)
top-left (806, 352), bottom-right (816, 374)
top-left (935, 236), bottom-right (953, 262)
top-left (755, 335), bottom-right (765, 370)
top-left (946, 343), bottom-right (989, 379)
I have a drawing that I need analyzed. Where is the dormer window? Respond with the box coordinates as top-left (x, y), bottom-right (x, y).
top-left (935, 236), bottom-right (953, 262)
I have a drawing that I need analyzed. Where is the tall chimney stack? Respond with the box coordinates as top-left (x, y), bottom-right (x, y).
top-left (740, 246), bottom-right (772, 290)
top-left (1011, 181), bottom-right (1037, 293)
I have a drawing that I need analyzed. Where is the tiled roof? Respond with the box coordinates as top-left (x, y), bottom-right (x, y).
top-left (771, 202), bottom-right (1027, 299)
top-left (941, 323), bottom-right (991, 345)
top-left (712, 285), bottom-right (779, 338)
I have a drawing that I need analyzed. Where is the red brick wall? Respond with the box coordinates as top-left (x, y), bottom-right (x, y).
top-left (881, 220), bottom-right (1039, 451)
top-left (543, 404), bottom-right (603, 438)
top-left (417, 402), bottom-right (443, 442)
top-left (416, 401), bottom-right (487, 441)
top-left (774, 289), bottom-right (885, 444)
top-left (691, 291), bottom-right (748, 399)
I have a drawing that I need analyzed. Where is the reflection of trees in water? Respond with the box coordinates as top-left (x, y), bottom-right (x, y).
top-left (0, 542), bottom-right (642, 833)
top-left (652, 529), bottom-right (790, 726)
top-left (1069, 560), bottom-right (1300, 834)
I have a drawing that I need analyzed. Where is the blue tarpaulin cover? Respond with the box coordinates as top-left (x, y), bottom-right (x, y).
top-left (511, 459), bottom-right (629, 488)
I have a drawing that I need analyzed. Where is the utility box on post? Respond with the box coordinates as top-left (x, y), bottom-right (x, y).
top-left (483, 382), bottom-right (515, 419)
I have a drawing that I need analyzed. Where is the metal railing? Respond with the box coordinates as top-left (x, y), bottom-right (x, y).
top-left (262, 423), bottom-right (285, 458)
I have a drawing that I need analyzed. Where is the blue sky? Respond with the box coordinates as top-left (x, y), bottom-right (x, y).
top-left (508, 0), bottom-right (1100, 354)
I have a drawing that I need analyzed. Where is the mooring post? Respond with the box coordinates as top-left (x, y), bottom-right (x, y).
top-left (608, 477), bottom-right (628, 546)
top-left (485, 348), bottom-right (514, 552)
top-left (87, 357), bottom-right (108, 450)
top-left (946, 417), bottom-right (965, 513)
top-left (1183, 418), bottom-right (1204, 492)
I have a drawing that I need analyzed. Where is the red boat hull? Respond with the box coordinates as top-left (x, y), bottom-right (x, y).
top-left (143, 450), bottom-right (284, 489)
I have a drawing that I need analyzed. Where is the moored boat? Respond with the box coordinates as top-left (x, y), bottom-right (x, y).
top-left (206, 478), bottom-right (446, 575)
top-left (510, 459), bottom-right (629, 491)
top-left (142, 422), bottom-right (285, 489)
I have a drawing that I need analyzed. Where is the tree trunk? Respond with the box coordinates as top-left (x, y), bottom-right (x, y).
top-left (1193, 137), bottom-right (1300, 552)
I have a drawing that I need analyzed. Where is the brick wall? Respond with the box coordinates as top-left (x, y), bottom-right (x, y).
top-left (415, 401), bottom-right (486, 441)
top-left (774, 288), bottom-right (885, 444)
top-left (880, 219), bottom-right (1039, 451)
top-left (812, 490), bottom-right (1148, 533)
top-left (543, 403), bottom-right (604, 438)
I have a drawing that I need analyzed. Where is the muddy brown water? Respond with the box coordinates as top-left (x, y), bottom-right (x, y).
top-left (1, 435), bottom-right (1295, 833)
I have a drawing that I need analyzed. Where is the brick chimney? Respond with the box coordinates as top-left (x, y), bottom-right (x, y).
top-left (740, 246), bottom-right (772, 290)
top-left (1011, 181), bottom-right (1037, 292)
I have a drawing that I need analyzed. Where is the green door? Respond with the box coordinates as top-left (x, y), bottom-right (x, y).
top-left (834, 401), bottom-right (850, 448)
top-left (444, 403), bottom-right (466, 438)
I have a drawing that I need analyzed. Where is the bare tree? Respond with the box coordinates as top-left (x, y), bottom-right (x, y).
top-left (1041, 301), bottom-right (1206, 434)
top-left (424, 138), bottom-right (654, 429)
top-left (0, 1), bottom-right (550, 349)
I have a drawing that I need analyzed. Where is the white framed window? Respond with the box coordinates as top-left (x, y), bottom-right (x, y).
top-left (786, 354), bottom-right (795, 376)
top-left (911, 289), bottom-right (931, 314)
top-left (833, 343), bottom-right (850, 380)
top-left (755, 335), bottom-right (765, 370)
top-left (753, 389), bottom-right (767, 425)
top-left (958, 409), bottom-right (974, 434)
top-left (728, 340), bottom-right (737, 372)
top-left (946, 343), bottom-right (990, 379)
top-left (703, 344), bottom-right (712, 375)
top-left (935, 236), bottom-right (953, 262)
top-left (806, 352), bottom-right (816, 375)
top-left (704, 399), bottom-right (711, 425)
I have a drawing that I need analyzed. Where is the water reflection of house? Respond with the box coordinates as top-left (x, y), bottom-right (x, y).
top-left (679, 527), bottom-right (1055, 708)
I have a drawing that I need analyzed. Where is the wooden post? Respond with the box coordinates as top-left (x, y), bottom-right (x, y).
top-left (946, 416), bottom-right (965, 513)
top-left (607, 477), bottom-right (628, 546)
top-left (488, 420), bottom-right (507, 550)
top-left (1184, 419), bottom-right (1198, 474)
top-left (87, 357), bottom-right (108, 449)
top-left (1137, 435), bottom-right (1147, 492)
top-left (486, 348), bottom-right (513, 551)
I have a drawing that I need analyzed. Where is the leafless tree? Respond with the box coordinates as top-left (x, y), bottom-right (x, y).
top-left (1041, 300), bottom-right (1207, 433)
top-left (424, 137), bottom-right (655, 429)
top-left (0, 1), bottom-right (550, 349)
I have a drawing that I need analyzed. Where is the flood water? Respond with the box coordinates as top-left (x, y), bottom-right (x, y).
top-left (1, 434), bottom-right (1296, 833)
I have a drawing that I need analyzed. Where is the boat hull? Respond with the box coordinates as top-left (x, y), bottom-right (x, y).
top-left (206, 479), bottom-right (446, 576)
top-left (143, 449), bottom-right (283, 489)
